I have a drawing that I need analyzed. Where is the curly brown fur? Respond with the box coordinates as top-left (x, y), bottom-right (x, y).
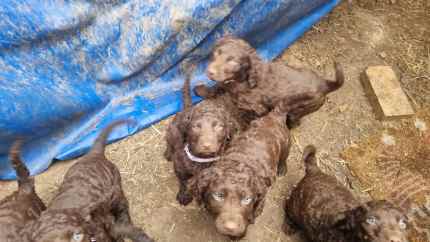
top-left (165, 74), bottom-right (247, 205)
top-left (186, 95), bottom-right (313, 239)
top-left (194, 36), bottom-right (344, 127)
top-left (21, 121), bottom-right (153, 242)
top-left (0, 141), bottom-right (46, 242)
top-left (284, 145), bottom-right (409, 242)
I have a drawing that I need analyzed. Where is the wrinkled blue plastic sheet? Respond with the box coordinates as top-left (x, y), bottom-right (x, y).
top-left (0, 0), bottom-right (341, 179)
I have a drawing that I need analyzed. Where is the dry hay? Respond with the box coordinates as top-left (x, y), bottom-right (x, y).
top-left (342, 108), bottom-right (430, 241)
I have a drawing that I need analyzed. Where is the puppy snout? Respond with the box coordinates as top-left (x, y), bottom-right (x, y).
top-left (224, 221), bottom-right (239, 231)
top-left (218, 220), bottom-right (245, 237)
top-left (206, 68), bottom-right (216, 79)
top-left (389, 238), bottom-right (402, 242)
top-left (216, 216), bottom-right (247, 238)
top-left (388, 235), bottom-right (406, 242)
top-left (201, 142), bottom-right (212, 151)
top-left (195, 137), bottom-right (219, 155)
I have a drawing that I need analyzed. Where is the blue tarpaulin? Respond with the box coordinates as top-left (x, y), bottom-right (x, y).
top-left (0, 0), bottom-right (341, 179)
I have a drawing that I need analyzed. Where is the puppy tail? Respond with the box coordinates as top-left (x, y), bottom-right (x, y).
top-left (182, 72), bottom-right (193, 110)
top-left (274, 93), bottom-right (315, 115)
top-left (9, 140), bottom-right (34, 192)
top-left (303, 145), bottom-right (318, 174)
top-left (323, 62), bottom-right (344, 94)
top-left (90, 120), bottom-right (131, 156)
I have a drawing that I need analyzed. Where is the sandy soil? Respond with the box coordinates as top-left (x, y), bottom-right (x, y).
top-left (0, 1), bottom-right (428, 241)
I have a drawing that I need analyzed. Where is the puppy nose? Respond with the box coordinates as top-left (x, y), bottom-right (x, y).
top-left (206, 68), bottom-right (216, 78)
top-left (224, 221), bottom-right (239, 232)
top-left (201, 142), bottom-right (212, 150)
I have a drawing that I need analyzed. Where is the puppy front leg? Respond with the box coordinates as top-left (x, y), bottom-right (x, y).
top-left (193, 83), bottom-right (223, 98)
top-left (112, 192), bottom-right (132, 225)
top-left (282, 214), bottom-right (299, 235)
top-left (277, 158), bottom-right (287, 177)
top-left (111, 223), bottom-right (154, 242)
top-left (177, 179), bottom-right (194, 206)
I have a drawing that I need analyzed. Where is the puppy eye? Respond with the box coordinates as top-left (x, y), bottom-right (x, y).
top-left (193, 123), bottom-right (201, 129)
top-left (212, 192), bottom-right (224, 202)
top-left (241, 197), bottom-right (253, 205)
top-left (399, 218), bottom-right (407, 230)
top-left (226, 56), bottom-right (234, 62)
top-left (72, 232), bottom-right (84, 242)
top-left (366, 216), bottom-right (377, 225)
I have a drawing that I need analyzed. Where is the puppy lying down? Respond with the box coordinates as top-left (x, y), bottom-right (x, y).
top-left (284, 145), bottom-right (409, 242)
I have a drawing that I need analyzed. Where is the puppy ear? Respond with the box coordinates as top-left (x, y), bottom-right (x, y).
top-left (189, 168), bottom-right (218, 205)
top-left (250, 177), bottom-right (270, 222)
top-left (81, 193), bottom-right (111, 222)
top-left (168, 111), bottom-right (192, 147)
top-left (81, 204), bottom-right (97, 222)
top-left (332, 211), bottom-right (350, 232)
top-left (339, 204), bottom-right (368, 231)
top-left (239, 56), bottom-right (256, 88)
top-left (250, 196), bottom-right (265, 223)
top-left (179, 110), bottom-right (193, 132)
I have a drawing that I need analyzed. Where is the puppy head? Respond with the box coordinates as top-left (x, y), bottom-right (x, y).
top-left (22, 210), bottom-right (108, 242)
top-left (192, 166), bottom-right (269, 239)
top-left (186, 107), bottom-right (233, 158)
top-left (206, 36), bottom-right (255, 84)
top-left (22, 198), bottom-right (112, 242)
top-left (346, 200), bottom-right (409, 242)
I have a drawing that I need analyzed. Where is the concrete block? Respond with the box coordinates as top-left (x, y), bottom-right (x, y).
top-left (361, 66), bottom-right (414, 120)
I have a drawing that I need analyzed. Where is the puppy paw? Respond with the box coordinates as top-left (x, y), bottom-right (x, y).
top-left (277, 164), bottom-right (287, 176)
top-left (135, 233), bottom-right (154, 242)
top-left (286, 115), bottom-right (301, 129)
top-left (176, 191), bottom-right (193, 206)
top-left (163, 150), bottom-right (172, 162)
top-left (193, 85), bottom-right (212, 98)
top-left (282, 219), bottom-right (299, 235)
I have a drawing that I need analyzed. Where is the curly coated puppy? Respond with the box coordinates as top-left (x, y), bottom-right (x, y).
top-left (165, 74), bottom-right (246, 205)
top-left (194, 36), bottom-right (344, 126)
top-left (0, 141), bottom-right (46, 242)
top-left (187, 95), bottom-right (312, 239)
top-left (284, 145), bottom-right (409, 242)
top-left (21, 121), bottom-right (153, 242)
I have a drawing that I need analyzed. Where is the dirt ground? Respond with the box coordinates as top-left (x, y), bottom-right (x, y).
top-left (0, 1), bottom-right (429, 241)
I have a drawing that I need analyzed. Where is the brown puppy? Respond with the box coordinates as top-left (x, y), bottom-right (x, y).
top-left (194, 36), bottom-right (344, 126)
top-left (165, 74), bottom-right (246, 205)
top-left (21, 121), bottom-right (153, 242)
top-left (284, 145), bottom-right (409, 242)
top-left (0, 141), bottom-right (46, 242)
top-left (188, 95), bottom-right (309, 239)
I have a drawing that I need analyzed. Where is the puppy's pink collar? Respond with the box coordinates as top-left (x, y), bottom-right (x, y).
top-left (184, 144), bottom-right (220, 163)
